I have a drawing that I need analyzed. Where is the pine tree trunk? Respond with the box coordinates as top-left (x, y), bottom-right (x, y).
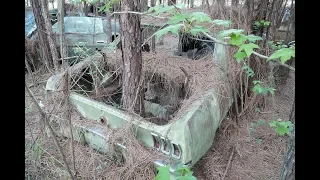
top-left (168, 0), bottom-right (176, 6)
top-left (58, 0), bottom-right (67, 67)
top-left (151, 0), bottom-right (156, 7)
top-left (280, 128), bottom-right (295, 180)
top-left (120, 0), bottom-right (144, 115)
top-left (31, 0), bottom-right (54, 71)
top-left (40, 0), bottom-right (60, 72)
top-left (140, 0), bottom-right (148, 12)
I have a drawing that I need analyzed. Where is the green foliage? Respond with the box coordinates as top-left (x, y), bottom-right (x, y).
top-left (229, 34), bottom-right (247, 46)
top-left (233, 51), bottom-right (247, 63)
top-left (168, 13), bottom-right (191, 24)
top-left (189, 26), bottom-right (209, 36)
top-left (154, 24), bottom-right (183, 41)
top-left (189, 12), bottom-right (212, 23)
top-left (219, 29), bottom-right (244, 37)
top-left (156, 165), bottom-right (171, 180)
top-left (252, 81), bottom-right (276, 95)
top-left (257, 119), bottom-right (265, 125)
top-left (267, 46), bottom-right (295, 64)
top-left (155, 164), bottom-right (197, 180)
top-left (238, 43), bottom-right (259, 57)
top-left (147, 4), bottom-right (186, 15)
top-left (246, 34), bottom-right (263, 43)
top-left (241, 63), bottom-right (255, 77)
top-left (212, 19), bottom-right (231, 27)
top-left (253, 20), bottom-right (270, 30)
top-left (269, 119), bottom-right (294, 136)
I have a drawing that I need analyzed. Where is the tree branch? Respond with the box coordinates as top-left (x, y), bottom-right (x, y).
top-left (201, 32), bottom-right (295, 71)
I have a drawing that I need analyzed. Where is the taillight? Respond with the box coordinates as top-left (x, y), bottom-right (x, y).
top-left (161, 138), bottom-right (170, 155)
top-left (172, 143), bottom-right (181, 159)
top-left (151, 133), bottom-right (160, 150)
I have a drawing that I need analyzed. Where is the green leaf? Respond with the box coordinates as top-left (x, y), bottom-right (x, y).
top-left (257, 119), bottom-right (265, 125)
top-left (257, 139), bottom-right (263, 144)
top-left (233, 51), bottom-right (247, 63)
top-left (267, 48), bottom-right (295, 64)
top-left (250, 122), bottom-right (256, 128)
top-left (168, 13), bottom-right (190, 24)
top-left (254, 21), bottom-right (261, 27)
top-left (155, 165), bottom-right (170, 180)
top-left (189, 12), bottom-right (212, 23)
top-left (219, 29), bottom-right (244, 37)
top-left (275, 126), bottom-right (289, 136)
top-left (242, 65), bottom-right (255, 77)
top-left (263, 21), bottom-right (270, 27)
top-left (212, 19), bottom-right (232, 27)
top-left (246, 34), bottom-right (263, 43)
top-left (154, 24), bottom-right (183, 41)
top-left (269, 120), bottom-right (277, 128)
top-left (148, 5), bottom-right (175, 15)
top-left (239, 43), bottom-right (259, 56)
top-left (253, 80), bottom-right (262, 85)
top-left (189, 26), bottom-right (209, 36)
top-left (229, 34), bottom-right (247, 46)
top-left (267, 87), bottom-right (276, 96)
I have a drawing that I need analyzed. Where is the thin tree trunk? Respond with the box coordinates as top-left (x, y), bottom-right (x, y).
top-left (106, 13), bottom-right (112, 43)
top-left (168, 0), bottom-right (176, 6)
top-left (31, 0), bottom-right (54, 71)
top-left (40, 0), bottom-right (60, 72)
top-left (58, 0), bottom-right (67, 68)
top-left (151, 0), bottom-right (156, 7)
top-left (120, 0), bottom-right (144, 115)
top-left (280, 128), bottom-right (295, 180)
top-left (140, 0), bottom-right (148, 12)
top-left (205, 0), bottom-right (211, 15)
top-left (190, 0), bottom-right (194, 8)
top-left (25, 56), bottom-right (35, 84)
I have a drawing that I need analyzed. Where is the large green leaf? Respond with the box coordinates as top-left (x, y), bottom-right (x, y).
top-left (212, 19), bottom-right (232, 27)
top-left (246, 34), bottom-right (263, 43)
top-left (168, 13), bottom-right (190, 25)
top-left (189, 12), bottom-right (212, 23)
top-left (219, 29), bottom-right (244, 37)
top-left (189, 26), bottom-right (209, 36)
top-left (239, 43), bottom-right (259, 57)
top-left (155, 165), bottom-right (170, 180)
top-left (229, 34), bottom-right (247, 46)
top-left (267, 47), bottom-right (295, 64)
top-left (154, 24), bottom-right (183, 41)
top-left (233, 51), bottom-right (247, 63)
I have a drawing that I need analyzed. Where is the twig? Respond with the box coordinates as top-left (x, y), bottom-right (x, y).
top-left (64, 69), bottom-right (77, 177)
top-left (25, 81), bottom-right (75, 180)
top-left (222, 147), bottom-right (235, 180)
top-left (112, 11), bottom-right (168, 19)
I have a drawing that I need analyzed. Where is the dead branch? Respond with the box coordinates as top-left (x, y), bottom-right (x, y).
top-left (222, 147), bottom-right (235, 180)
top-left (25, 81), bottom-right (75, 180)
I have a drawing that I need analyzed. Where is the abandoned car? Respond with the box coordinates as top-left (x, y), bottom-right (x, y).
top-left (45, 41), bottom-right (233, 177)
top-left (51, 16), bottom-right (121, 58)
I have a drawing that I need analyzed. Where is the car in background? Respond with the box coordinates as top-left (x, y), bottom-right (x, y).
top-left (25, 8), bottom-right (59, 38)
top-left (51, 16), bottom-right (121, 57)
